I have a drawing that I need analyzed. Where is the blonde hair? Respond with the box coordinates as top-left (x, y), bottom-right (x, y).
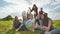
top-left (22, 11), bottom-right (27, 17)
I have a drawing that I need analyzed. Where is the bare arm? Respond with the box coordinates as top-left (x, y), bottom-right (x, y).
top-left (46, 20), bottom-right (51, 32)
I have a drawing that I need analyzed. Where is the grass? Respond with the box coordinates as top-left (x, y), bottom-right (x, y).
top-left (5, 29), bottom-right (40, 34)
top-left (53, 20), bottom-right (60, 28)
top-left (0, 20), bottom-right (40, 34)
top-left (0, 20), bottom-right (60, 34)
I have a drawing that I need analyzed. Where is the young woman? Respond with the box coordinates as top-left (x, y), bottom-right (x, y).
top-left (22, 11), bottom-right (27, 22)
top-left (16, 14), bottom-right (35, 31)
top-left (13, 16), bottom-right (21, 29)
top-left (44, 13), bottom-right (60, 34)
top-left (31, 4), bottom-right (38, 16)
top-left (39, 13), bottom-right (54, 34)
top-left (31, 4), bottom-right (38, 25)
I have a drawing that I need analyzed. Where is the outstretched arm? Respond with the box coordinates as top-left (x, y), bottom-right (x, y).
top-left (16, 23), bottom-right (23, 31)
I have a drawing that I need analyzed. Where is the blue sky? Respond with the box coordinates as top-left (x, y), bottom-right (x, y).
top-left (0, 0), bottom-right (60, 20)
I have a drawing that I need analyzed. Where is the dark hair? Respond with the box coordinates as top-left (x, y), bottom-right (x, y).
top-left (41, 8), bottom-right (43, 10)
top-left (33, 4), bottom-right (37, 9)
top-left (33, 4), bottom-right (36, 6)
top-left (43, 13), bottom-right (48, 27)
top-left (14, 16), bottom-right (19, 23)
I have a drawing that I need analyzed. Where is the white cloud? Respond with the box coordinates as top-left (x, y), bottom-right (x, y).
top-left (0, 0), bottom-right (60, 20)
top-left (0, 0), bottom-right (29, 18)
top-left (1, 0), bottom-right (50, 18)
top-left (34, 0), bottom-right (51, 7)
top-left (48, 6), bottom-right (60, 20)
top-left (55, 0), bottom-right (60, 3)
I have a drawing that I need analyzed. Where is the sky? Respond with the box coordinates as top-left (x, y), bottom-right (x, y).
top-left (0, 0), bottom-right (60, 20)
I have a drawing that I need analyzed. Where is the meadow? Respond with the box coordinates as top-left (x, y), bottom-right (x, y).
top-left (0, 20), bottom-right (60, 34)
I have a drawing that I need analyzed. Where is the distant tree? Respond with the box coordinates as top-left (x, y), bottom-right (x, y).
top-left (2, 15), bottom-right (13, 21)
top-left (6, 15), bottom-right (13, 20)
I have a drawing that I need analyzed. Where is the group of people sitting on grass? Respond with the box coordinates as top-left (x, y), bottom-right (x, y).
top-left (13, 4), bottom-right (60, 34)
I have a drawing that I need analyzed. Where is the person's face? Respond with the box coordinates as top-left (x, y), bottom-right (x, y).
top-left (15, 16), bottom-right (18, 20)
top-left (41, 15), bottom-right (44, 19)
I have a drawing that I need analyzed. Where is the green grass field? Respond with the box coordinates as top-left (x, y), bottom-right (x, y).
top-left (0, 20), bottom-right (60, 34)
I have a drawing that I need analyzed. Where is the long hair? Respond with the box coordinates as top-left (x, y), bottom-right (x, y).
top-left (43, 13), bottom-right (48, 27)
top-left (33, 4), bottom-right (38, 11)
top-left (14, 16), bottom-right (19, 23)
top-left (33, 4), bottom-right (37, 8)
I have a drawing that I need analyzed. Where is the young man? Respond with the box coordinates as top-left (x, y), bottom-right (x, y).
top-left (38, 8), bottom-right (44, 25)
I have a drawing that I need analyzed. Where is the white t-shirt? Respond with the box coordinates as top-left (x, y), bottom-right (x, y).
top-left (31, 18), bottom-right (35, 23)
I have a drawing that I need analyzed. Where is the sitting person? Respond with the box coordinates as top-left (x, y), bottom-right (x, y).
top-left (39, 13), bottom-right (54, 34)
top-left (13, 16), bottom-right (21, 29)
top-left (46, 28), bottom-right (60, 34)
top-left (22, 11), bottom-right (27, 22)
top-left (16, 14), bottom-right (35, 31)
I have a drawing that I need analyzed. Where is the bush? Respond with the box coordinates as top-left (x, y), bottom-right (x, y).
top-left (2, 15), bottom-right (13, 21)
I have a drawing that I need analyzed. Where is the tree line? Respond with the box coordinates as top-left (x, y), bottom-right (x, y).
top-left (0, 15), bottom-right (13, 21)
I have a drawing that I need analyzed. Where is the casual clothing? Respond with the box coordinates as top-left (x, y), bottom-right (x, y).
top-left (39, 19), bottom-right (43, 26)
top-left (48, 18), bottom-right (54, 31)
top-left (31, 6), bottom-right (38, 16)
top-left (13, 21), bottom-right (21, 29)
top-left (39, 18), bottom-right (54, 34)
top-left (31, 6), bottom-right (38, 25)
top-left (18, 18), bottom-right (35, 30)
top-left (20, 23), bottom-right (27, 30)
top-left (36, 19), bottom-right (40, 25)
top-left (38, 11), bottom-right (44, 25)
top-left (39, 11), bottom-right (43, 15)
top-left (22, 11), bottom-right (27, 22)
top-left (35, 19), bottom-right (43, 30)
